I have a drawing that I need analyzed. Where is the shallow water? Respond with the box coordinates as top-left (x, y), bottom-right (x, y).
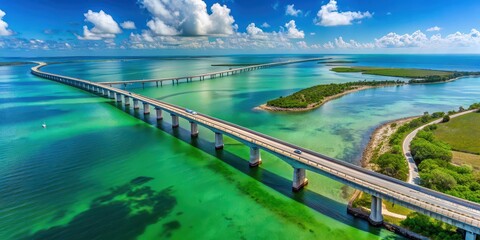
top-left (1, 54), bottom-right (480, 239)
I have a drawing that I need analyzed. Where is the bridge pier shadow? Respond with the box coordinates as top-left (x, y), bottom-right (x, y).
top-left (108, 101), bottom-right (392, 238)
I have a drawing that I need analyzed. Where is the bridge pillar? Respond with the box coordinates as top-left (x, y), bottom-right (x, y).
top-left (116, 93), bottom-right (122, 102)
top-left (292, 168), bottom-right (308, 192)
top-left (108, 91), bottom-right (115, 99)
top-left (143, 103), bottom-right (150, 115)
top-left (155, 107), bottom-right (163, 120)
top-left (171, 114), bottom-right (179, 128)
top-left (215, 132), bottom-right (224, 149)
top-left (124, 96), bottom-right (130, 106)
top-left (190, 121), bottom-right (198, 137)
top-left (369, 196), bottom-right (383, 226)
top-left (465, 231), bottom-right (476, 240)
top-left (249, 145), bottom-right (262, 167)
top-left (133, 99), bottom-right (140, 109)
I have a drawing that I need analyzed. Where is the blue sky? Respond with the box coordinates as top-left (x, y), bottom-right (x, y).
top-left (1, 0), bottom-right (480, 56)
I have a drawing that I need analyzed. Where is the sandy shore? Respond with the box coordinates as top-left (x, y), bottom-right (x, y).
top-left (256, 85), bottom-right (397, 112)
top-left (361, 116), bottom-right (418, 168)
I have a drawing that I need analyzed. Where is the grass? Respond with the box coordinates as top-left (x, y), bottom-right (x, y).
top-left (331, 66), bottom-right (453, 78)
top-left (452, 151), bottom-right (480, 170)
top-left (433, 112), bottom-right (480, 154)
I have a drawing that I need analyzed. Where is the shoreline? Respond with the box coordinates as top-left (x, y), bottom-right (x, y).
top-left (256, 85), bottom-right (399, 112)
top-left (361, 116), bottom-right (419, 168)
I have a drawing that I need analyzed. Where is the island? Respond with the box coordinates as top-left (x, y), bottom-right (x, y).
top-left (331, 66), bottom-right (480, 83)
top-left (258, 80), bottom-right (404, 111)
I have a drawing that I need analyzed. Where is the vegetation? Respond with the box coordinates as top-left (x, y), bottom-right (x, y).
top-left (331, 66), bottom-right (479, 84)
top-left (433, 111), bottom-right (480, 155)
top-left (411, 119), bottom-right (480, 202)
top-left (452, 151), bottom-right (480, 170)
top-left (401, 213), bottom-right (463, 240)
top-left (372, 112), bottom-right (442, 181)
top-left (266, 80), bottom-right (402, 109)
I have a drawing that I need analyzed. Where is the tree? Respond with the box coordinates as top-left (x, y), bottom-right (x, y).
top-left (373, 153), bottom-right (408, 180)
top-left (442, 115), bottom-right (450, 123)
top-left (420, 169), bottom-right (457, 191)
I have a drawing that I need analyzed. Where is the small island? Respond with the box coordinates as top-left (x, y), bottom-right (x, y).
top-left (331, 66), bottom-right (479, 83)
top-left (258, 80), bottom-right (403, 111)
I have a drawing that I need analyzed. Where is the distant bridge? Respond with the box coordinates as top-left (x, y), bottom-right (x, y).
top-left (99, 58), bottom-right (325, 87)
top-left (31, 62), bottom-right (480, 240)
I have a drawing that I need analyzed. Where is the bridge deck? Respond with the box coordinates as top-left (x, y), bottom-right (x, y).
top-left (31, 62), bottom-right (480, 234)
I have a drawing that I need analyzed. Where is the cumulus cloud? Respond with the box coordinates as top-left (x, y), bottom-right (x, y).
top-left (261, 22), bottom-right (271, 28)
top-left (0, 9), bottom-right (13, 36)
top-left (139, 0), bottom-right (236, 36)
top-left (314, 0), bottom-right (372, 27)
top-left (121, 21), bottom-right (136, 30)
top-left (284, 20), bottom-right (304, 38)
top-left (285, 4), bottom-right (302, 17)
top-left (374, 30), bottom-right (428, 48)
top-left (426, 26), bottom-right (441, 32)
top-left (77, 10), bottom-right (122, 40)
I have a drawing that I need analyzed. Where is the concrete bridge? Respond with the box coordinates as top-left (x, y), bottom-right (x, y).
top-left (31, 62), bottom-right (480, 240)
top-left (98, 58), bottom-right (326, 88)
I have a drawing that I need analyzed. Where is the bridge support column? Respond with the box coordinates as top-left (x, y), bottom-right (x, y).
top-left (465, 231), bottom-right (476, 240)
top-left (143, 103), bottom-right (150, 115)
top-left (133, 99), bottom-right (140, 109)
top-left (108, 91), bottom-right (115, 99)
top-left (249, 146), bottom-right (262, 167)
top-left (116, 93), bottom-right (122, 102)
top-left (292, 168), bottom-right (308, 192)
top-left (215, 132), bottom-right (224, 149)
top-left (190, 121), bottom-right (198, 137)
top-left (171, 114), bottom-right (179, 128)
top-left (155, 107), bottom-right (163, 120)
top-left (369, 196), bottom-right (383, 226)
top-left (124, 96), bottom-right (130, 106)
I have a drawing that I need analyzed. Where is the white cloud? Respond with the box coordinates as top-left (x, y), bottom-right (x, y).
top-left (261, 22), bottom-right (271, 28)
top-left (285, 4), bottom-right (302, 17)
top-left (334, 37), bottom-right (374, 48)
top-left (139, 0), bottom-right (236, 36)
top-left (121, 21), bottom-right (136, 30)
top-left (296, 41), bottom-right (308, 49)
top-left (426, 26), bottom-right (441, 32)
top-left (246, 23), bottom-right (267, 40)
top-left (374, 30), bottom-right (428, 48)
top-left (284, 20), bottom-right (304, 39)
top-left (314, 0), bottom-right (372, 27)
top-left (0, 9), bottom-right (13, 36)
top-left (77, 10), bottom-right (122, 40)
top-left (310, 32), bottom-right (316, 36)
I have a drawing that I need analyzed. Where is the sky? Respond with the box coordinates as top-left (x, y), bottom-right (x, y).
top-left (1, 0), bottom-right (480, 56)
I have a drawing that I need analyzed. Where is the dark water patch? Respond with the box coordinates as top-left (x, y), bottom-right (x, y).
top-left (0, 95), bottom-right (89, 104)
top-left (24, 177), bottom-right (176, 240)
top-left (0, 105), bottom-right (71, 125)
top-left (160, 220), bottom-right (181, 238)
top-left (130, 176), bottom-right (154, 185)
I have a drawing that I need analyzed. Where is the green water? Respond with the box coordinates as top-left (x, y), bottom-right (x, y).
top-left (2, 55), bottom-right (480, 239)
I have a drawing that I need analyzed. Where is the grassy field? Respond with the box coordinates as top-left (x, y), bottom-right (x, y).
top-left (433, 112), bottom-right (480, 155)
top-left (452, 151), bottom-right (480, 170)
top-left (331, 66), bottom-right (453, 78)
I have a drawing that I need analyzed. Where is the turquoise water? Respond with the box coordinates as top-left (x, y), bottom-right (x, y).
top-left (1, 55), bottom-right (480, 239)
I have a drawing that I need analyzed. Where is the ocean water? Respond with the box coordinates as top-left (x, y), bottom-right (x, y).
top-left (1, 54), bottom-right (480, 239)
